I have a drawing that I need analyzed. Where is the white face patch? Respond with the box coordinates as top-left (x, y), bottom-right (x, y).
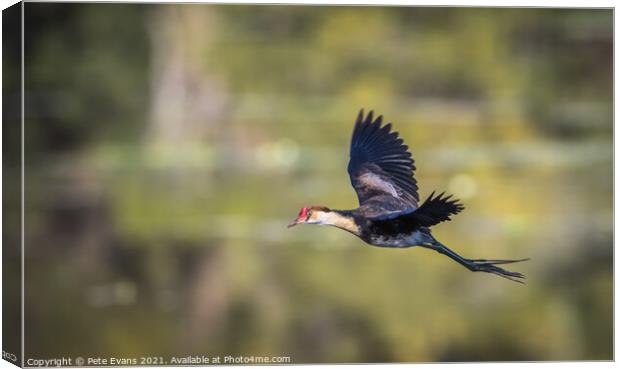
top-left (358, 172), bottom-right (399, 197)
top-left (313, 211), bottom-right (360, 236)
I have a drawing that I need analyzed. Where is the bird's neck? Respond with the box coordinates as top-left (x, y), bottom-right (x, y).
top-left (318, 210), bottom-right (361, 236)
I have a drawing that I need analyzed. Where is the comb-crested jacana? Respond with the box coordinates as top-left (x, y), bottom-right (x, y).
top-left (288, 110), bottom-right (528, 283)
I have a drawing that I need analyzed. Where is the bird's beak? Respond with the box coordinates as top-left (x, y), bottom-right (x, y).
top-left (287, 218), bottom-right (302, 228)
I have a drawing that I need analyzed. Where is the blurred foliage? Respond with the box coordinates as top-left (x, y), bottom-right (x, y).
top-left (17, 3), bottom-right (612, 363)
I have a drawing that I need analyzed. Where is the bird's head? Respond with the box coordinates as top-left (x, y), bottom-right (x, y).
top-left (287, 205), bottom-right (332, 228)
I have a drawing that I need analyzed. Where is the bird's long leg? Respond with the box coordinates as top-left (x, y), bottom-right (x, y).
top-left (421, 239), bottom-right (528, 283)
top-left (469, 258), bottom-right (530, 265)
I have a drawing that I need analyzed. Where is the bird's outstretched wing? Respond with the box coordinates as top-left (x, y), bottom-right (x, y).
top-left (407, 191), bottom-right (464, 226)
top-left (371, 191), bottom-right (464, 225)
top-left (348, 109), bottom-right (419, 218)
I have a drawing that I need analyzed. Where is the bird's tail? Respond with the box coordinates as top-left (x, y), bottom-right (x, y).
top-left (422, 238), bottom-right (529, 283)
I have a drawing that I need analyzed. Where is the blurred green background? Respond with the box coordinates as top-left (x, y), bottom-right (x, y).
top-left (17, 3), bottom-right (612, 362)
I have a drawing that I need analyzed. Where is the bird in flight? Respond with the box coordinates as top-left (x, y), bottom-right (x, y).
top-left (288, 109), bottom-right (528, 283)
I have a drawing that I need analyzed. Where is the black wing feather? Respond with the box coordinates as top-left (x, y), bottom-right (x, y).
top-left (409, 191), bottom-right (464, 226)
top-left (370, 191), bottom-right (464, 227)
top-left (348, 109), bottom-right (419, 212)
